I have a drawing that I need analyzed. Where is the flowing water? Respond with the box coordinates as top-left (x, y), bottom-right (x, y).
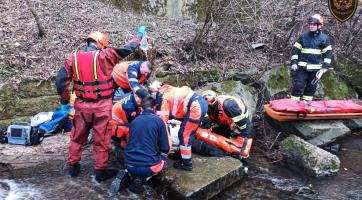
top-left (1, 1), bottom-right (361, 199)
top-left (1, 131), bottom-right (361, 200)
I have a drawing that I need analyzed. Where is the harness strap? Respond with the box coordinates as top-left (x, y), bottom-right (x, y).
top-left (73, 79), bottom-right (112, 86)
top-left (73, 87), bottom-right (113, 93)
top-left (78, 94), bottom-right (113, 102)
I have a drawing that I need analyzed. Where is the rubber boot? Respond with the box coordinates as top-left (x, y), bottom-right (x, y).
top-left (168, 149), bottom-right (181, 160)
top-left (129, 176), bottom-right (145, 194)
top-left (242, 157), bottom-right (251, 175)
top-left (69, 163), bottom-right (80, 177)
top-left (107, 169), bottom-right (130, 197)
top-left (173, 159), bottom-right (193, 171)
top-left (95, 169), bottom-right (118, 183)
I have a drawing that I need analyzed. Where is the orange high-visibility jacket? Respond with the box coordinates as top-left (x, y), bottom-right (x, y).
top-left (156, 85), bottom-right (196, 123)
top-left (112, 61), bottom-right (147, 91)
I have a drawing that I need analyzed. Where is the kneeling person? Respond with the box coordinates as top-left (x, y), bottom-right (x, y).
top-left (111, 89), bottom-right (148, 148)
top-left (124, 96), bottom-right (170, 194)
top-left (199, 90), bottom-right (253, 163)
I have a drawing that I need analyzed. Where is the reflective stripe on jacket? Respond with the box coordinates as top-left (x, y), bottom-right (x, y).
top-left (112, 93), bottom-right (139, 125)
top-left (156, 85), bottom-right (195, 122)
top-left (112, 61), bottom-right (147, 91)
top-left (291, 31), bottom-right (332, 71)
top-left (210, 95), bottom-right (249, 130)
top-left (72, 50), bottom-right (113, 102)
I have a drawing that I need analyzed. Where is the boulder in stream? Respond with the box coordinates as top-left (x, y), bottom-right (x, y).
top-left (280, 135), bottom-right (340, 177)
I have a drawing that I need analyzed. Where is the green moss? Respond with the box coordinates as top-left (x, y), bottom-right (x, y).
top-left (0, 80), bottom-right (57, 101)
top-left (267, 66), bottom-right (289, 90)
top-left (221, 80), bottom-right (237, 93)
top-left (321, 71), bottom-right (354, 99)
top-left (0, 64), bottom-right (18, 80)
top-left (156, 69), bottom-right (220, 86)
top-left (0, 95), bottom-right (59, 120)
top-left (334, 57), bottom-right (362, 89)
top-left (0, 116), bottom-right (31, 128)
top-left (281, 135), bottom-right (310, 159)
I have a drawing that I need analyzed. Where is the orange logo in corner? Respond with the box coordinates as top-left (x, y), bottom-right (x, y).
top-left (328, 0), bottom-right (358, 23)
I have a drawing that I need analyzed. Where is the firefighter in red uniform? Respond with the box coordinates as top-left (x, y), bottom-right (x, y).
top-left (199, 90), bottom-right (253, 165)
top-left (111, 89), bottom-right (147, 148)
top-left (150, 81), bottom-right (208, 171)
top-left (55, 27), bottom-right (146, 182)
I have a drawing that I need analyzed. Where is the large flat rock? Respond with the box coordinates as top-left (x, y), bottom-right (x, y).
top-left (158, 155), bottom-right (244, 200)
top-left (266, 116), bottom-right (351, 147)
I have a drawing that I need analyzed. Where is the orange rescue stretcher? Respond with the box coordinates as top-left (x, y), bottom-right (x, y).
top-left (195, 128), bottom-right (252, 157)
top-left (264, 98), bottom-right (362, 122)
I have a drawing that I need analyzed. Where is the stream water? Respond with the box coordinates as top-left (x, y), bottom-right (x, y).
top-left (1, 1), bottom-right (361, 199)
top-left (0, 131), bottom-right (361, 200)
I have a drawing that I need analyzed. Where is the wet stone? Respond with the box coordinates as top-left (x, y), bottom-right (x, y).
top-left (281, 135), bottom-right (340, 177)
top-left (157, 155), bottom-right (244, 200)
top-left (343, 118), bottom-right (362, 130)
top-left (266, 117), bottom-right (351, 147)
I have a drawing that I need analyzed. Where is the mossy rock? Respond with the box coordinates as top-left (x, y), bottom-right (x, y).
top-left (320, 70), bottom-right (356, 99)
top-left (156, 69), bottom-right (220, 86)
top-left (0, 80), bottom-right (57, 101)
top-left (334, 57), bottom-right (362, 95)
top-left (281, 135), bottom-right (340, 177)
top-left (281, 135), bottom-right (311, 160)
top-left (0, 95), bottom-right (59, 120)
top-left (221, 80), bottom-right (237, 93)
top-left (267, 66), bottom-right (289, 90)
top-left (0, 116), bottom-right (32, 128)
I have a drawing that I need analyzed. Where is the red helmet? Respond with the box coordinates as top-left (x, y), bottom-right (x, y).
top-left (308, 14), bottom-right (324, 25)
top-left (87, 31), bottom-right (109, 49)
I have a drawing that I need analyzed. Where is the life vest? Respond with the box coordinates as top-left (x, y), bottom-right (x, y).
top-left (213, 95), bottom-right (248, 126)
top-left (72, 50), bottom-right (113, 102)
top-left (195, 128), bottom-right (253, 158)
top-left (113, 61), bottom-right (147, 90)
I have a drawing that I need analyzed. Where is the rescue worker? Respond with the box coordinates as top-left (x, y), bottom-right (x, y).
top-left (111, 89), bottom-right (148, 148)
top-left (112, 60), bottom-right (152, 100)
top-left (55, 26), bottom-right (146, 183)
top-left (290, 14), bottom-right (332, 101)
top-left (150, 80), bottom-right (208, 171)
top-left (199, 90), bottom-right (253, 165)
top-left (124, 96), bottom-right (170, 194)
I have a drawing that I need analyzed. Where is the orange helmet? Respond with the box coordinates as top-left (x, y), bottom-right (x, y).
top-left (308, 14), bottom-right (324, 26)
top-left (200, 90), bottom-right (218, 105)
top-left (87, 31), bottom-right (109, 49)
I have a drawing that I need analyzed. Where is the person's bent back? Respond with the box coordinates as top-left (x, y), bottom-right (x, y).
top-left (124, 96), bottom-right (169, 194)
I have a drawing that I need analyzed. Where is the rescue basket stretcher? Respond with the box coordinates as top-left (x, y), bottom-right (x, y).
top-left (264, 98), bottom-right (362, 122)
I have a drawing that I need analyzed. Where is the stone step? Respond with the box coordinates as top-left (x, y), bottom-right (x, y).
top-left (266, 115), bottom-right (351, 147)
top-left (157, 155), bottom-right (244, 200)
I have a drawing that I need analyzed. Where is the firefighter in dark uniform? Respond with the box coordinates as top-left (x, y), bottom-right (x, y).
top-left (290, 14), bottom-right (333, 101)
top-left (55, 27), bottom-right (146, 183)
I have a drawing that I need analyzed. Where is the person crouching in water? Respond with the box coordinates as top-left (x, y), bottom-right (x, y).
top-left (123, 96), bottom-right (170, 194)
top-left (149, 80), bottom-right (208, 171)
